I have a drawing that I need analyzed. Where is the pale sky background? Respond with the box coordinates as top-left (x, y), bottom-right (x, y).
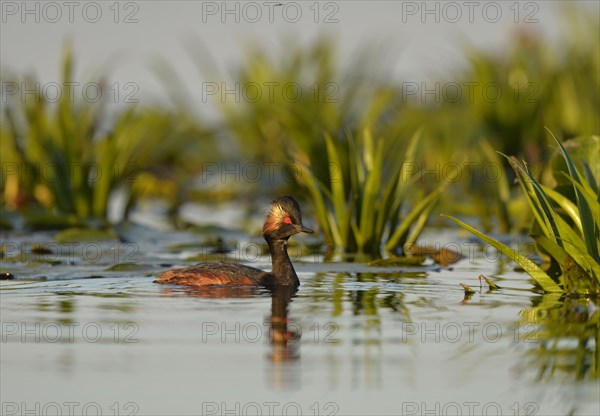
top-left (1, 1), bottom-right (598, 119)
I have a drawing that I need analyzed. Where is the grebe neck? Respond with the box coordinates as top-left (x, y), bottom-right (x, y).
top-left (266, 237), bottom-right (299, 286)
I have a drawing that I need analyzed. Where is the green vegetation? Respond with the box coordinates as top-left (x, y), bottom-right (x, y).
top-left (447, 134), bottom-right (600, 295)
top-left (294, 129), bottom-right (443, 258)
top-left (404, 6), bottom-right (599, 231)
top-left (1, 46), bottom-right (216, 225)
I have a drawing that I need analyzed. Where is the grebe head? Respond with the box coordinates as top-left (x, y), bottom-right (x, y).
top-left (263, 196), bottom-right (313, 240)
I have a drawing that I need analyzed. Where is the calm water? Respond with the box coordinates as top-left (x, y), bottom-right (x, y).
top-left (1, 221), bottom-right (599, 416)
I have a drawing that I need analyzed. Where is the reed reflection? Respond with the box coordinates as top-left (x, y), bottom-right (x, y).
top-left (518, 295), bottom-right (599, 381)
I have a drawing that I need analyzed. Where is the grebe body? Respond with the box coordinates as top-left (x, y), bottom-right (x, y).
top-left (155, 196), bottom-right (312, 287)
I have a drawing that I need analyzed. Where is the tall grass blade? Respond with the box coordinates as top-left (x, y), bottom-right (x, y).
top-left (504, 154), bottom-right (563, 247)
top-left (385, 188), bottom-right (443, 252)
top-left (549, 131), bottom-right (600, 262)
top-left (359, 130), bottom-right (384, 250)
top-left (403, 194), bottom-right (439, 250)
top-left (565, 177), bottom-right (600, 224)
top-left (581, 160), bottom-right (599, 195)
top-left (534, 235), bottom-right (568, 265)
top-left (324, 133), bottom-right (348, 244)
top-left (295, 160), bottom-right (333, 243)
top-left (541, 184), bottom-right (582, 233)
top-left (444, 215), bottom-right (563, 292)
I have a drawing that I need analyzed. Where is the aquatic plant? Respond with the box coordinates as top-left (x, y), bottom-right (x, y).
top-left (294, 128), bottom-right (444, 258)
top-left (0, 46), bottom-right (216, 225)
top-left (446, 134), bottom-right (600, 295)
top-left (406, 6), bottom-right (599, 231)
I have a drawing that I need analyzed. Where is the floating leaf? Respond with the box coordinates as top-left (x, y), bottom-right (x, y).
top-left (368, 256), bottom-right (425, 267)
top-left (105, 262), bottom-right (149, 272)
top-left (54, 227), bottom-right (117, 243)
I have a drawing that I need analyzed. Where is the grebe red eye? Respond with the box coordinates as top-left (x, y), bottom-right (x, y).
top-left (283, 217), bottom-right (292, 224)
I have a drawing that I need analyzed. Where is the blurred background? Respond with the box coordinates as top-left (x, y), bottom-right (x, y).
top-left (1, 1), bottom-right (599, 241)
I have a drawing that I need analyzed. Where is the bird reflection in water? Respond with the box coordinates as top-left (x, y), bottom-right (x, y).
top-left (267, 285), bottom-right (300, 361)
top-left (265, 284), bottom-right (301, 390)
top-left (158, 282), bottom-right (301, 389)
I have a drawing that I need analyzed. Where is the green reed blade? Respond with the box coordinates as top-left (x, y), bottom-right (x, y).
top-left (444, 215), bottom-right (563, 293)
top-left (385, 188), bottom-right (443, 252)
top-left (549, 130), bottom-right (599, 262)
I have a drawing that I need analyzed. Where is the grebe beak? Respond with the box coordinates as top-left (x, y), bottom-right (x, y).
top-left (299, 225), bottom-right (314, 233)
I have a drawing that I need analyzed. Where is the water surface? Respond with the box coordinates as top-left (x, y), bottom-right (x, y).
top-left (1, 226), bottom-right (598, 416)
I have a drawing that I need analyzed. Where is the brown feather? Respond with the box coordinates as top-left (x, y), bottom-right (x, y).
top-left (155, 262), bottom-right (270, 287)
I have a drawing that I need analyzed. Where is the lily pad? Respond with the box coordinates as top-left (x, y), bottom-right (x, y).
top-left (368, 256), bottom-right (425, 267)
top-left (54, 228), bottom-right (117, 243)
top-left (105, 262), bottom-right (150, 272)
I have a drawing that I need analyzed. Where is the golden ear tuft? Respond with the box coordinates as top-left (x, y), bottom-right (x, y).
top-left (270, 203), bottom-right (287, 220)
top-left (263, 203), bottom-right (288, 234)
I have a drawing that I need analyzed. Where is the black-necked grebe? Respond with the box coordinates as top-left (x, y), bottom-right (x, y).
top-left (155, 196), bottom-right (313, 287)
